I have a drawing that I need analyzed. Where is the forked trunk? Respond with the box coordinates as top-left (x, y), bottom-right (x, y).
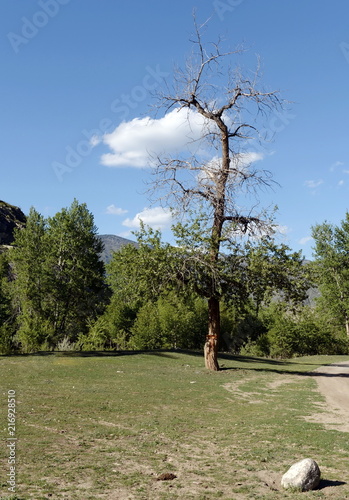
top-left (204, 296), bottom-right (220, 371)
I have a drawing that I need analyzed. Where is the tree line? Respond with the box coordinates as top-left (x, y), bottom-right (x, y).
top-left (1, 199), bottom-right (349, 365)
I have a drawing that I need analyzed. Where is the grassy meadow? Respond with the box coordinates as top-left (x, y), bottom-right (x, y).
top-left (1, 351), bottom-right (349, 499)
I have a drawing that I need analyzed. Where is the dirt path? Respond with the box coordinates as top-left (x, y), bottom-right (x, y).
top-left (309, 360), bottom-right (349, 432)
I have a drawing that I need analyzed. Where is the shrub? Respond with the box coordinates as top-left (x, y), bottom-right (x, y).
top-left (240, 335), bottom-right (270, 357)
top-left (130, 301), bottom-right (164, 350)
top-left (55, 336), bottom-right (77, 352)
top-left (0, 324), bottom-right (15, 355)
top-left (238, 304), bottom-right (349, 359)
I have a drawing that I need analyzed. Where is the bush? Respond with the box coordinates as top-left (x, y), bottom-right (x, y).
top-left (240, 335), bottom-right (270, 357)
top-left (238, 304), bottom-right (349, 359)
top-left (263, 307), bottom-right (348, 358)
top-left (15, 314), bottom-right (54, 353)
top-left (158, 294), bottom-right (207, 349)
top-left (130, 301), bottom-right (164, 349)
top-left (127, 293), bottom-right (207, 350)
top-left (55, 336), bottom-right (77, 352)
top-left (77, 300), bottom-right (138, 351)
top-left (0, 324), bottom-right (16, 355)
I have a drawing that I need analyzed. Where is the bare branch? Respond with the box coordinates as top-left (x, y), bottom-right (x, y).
top-left (148, 19), bottom-right (285, 258)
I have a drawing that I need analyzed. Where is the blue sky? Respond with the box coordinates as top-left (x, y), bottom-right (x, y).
top-left (1, 0), bottom-right (349, 259)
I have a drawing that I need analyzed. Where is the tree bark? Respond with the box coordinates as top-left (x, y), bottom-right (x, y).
top-left (204, 296), bottom-right (220, 370)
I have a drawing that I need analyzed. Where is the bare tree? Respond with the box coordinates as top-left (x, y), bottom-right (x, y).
top-left (150, 20), bottom-right (284, 370)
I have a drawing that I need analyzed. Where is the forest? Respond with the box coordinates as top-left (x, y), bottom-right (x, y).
top-left (1, 198), bottom-right (349, 366)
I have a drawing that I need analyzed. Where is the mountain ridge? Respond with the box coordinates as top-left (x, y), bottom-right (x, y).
top-left (98, 234), bottom-right (138, 264)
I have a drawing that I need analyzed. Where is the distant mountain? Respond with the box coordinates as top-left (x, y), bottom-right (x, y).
top-left (98, 234), bottom-right (138, 264)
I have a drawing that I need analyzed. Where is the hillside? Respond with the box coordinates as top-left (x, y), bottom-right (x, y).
top-left (0, 200), bottom-right (26, 246)
top-left (98, 234), bottom-right (138, 264)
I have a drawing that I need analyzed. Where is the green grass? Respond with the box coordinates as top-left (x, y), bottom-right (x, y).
top-left (1, 351), bottom-right (349, 499)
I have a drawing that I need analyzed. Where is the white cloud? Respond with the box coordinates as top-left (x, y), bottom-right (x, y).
top-left (304, 179), bottom-right (324, 189)
top-left (198, 152), bottom-right (264, 185)
top-left (100, 108), bottom-right (211, 168)
top-left (338, 180), bottom-right (345, 187)
top-left (330, 160), bottom-right (344, 171)
top-left (122, 207), bottom-right (172, 230)
top-left (237, 151), bottom-right (264, 165)
top-left (275, 225), bottom-right (290, 235)
top-left (299, 236), bottom-right (313, 245)
top-left (106, 204), bottom-right (128, 215)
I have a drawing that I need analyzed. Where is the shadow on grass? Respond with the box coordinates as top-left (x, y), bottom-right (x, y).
top-left (317, 479), bottom-right (347, 489)
top-left (3, 349), bottom-right (182, 360)
top-left (2, 349), bottom-right (349, 377)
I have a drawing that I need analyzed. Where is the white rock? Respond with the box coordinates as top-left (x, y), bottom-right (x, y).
top-left (281, 458), bottom-right (321, 491)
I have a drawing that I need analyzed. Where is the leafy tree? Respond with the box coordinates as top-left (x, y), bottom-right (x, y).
top-left (0, 251), bottom-right (12, 323)
top-left (105, 230), bottom-right (208, 350)
top-left (130, 301), bottom-right (163, 350)
top-left (44, 199), bottom-right (106, 343)
top-left (312, 212), bottom-right (349, 336)
top-left (106, 225), bottom-right (174, 306)
top-left (245, 238), bottom-right (311, 315)
top-left (78, 300), bottom-right (138, 351)
top-left (0, 250), bottom-right (16, 353)
top-left (106, 224), bottom-right (309, 360)
top-left (10, 208), bottom-right (51, 351)
top-left (124, 293), bottom-right (207, 351)
top-left (10, 200), bottom-right (106, 351)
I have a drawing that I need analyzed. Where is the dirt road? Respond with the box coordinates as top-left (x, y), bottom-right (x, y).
top-left (310, 360), bottom-right (349, 432)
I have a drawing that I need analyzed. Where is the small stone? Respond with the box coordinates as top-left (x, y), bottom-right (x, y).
top-left (156, 473), bottom-right (177, 481)
top-left (281, 458), bottom-right (321, 491)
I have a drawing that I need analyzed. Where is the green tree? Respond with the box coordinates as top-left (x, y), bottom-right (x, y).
top-left (245, 238), bottom-right (311, 315)
top-left (0, 250), bottom-right (16, 353)
top-left (77, 299), bottom-right (138, 351)
top-left (107, 224), bottom-right (308, 360)
top-left (127, 293), bottom-right (207, 350)
top-left (130, 301), bottom-right (163, 350)
top-left (106, 225), bottom-right (174, 307)
top-left (10, 208), bottom-right (51, 351)
top-left (44, 199), bottom-right (106, 344)
top-left (312, 213), bottom-right (349, 336)
top-left (11, 200), bottom-right (106, 351)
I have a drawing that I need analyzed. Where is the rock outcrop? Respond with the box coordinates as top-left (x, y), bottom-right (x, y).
top-left (0, 201), bottom-right (26, 245)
